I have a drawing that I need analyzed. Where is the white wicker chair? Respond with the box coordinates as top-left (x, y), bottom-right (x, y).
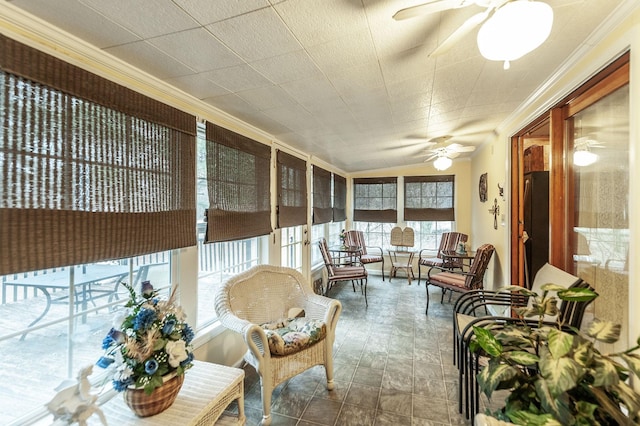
top-left (214, 265), bottom-right (342, 425)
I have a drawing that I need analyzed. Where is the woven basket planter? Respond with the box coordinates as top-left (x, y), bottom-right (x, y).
top-left (123, 373), bottom-right (184, 417)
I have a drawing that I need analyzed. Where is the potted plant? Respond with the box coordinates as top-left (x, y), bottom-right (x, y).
top-left (471, 283), bottom-right (640, 425)
top-left (96, 280), bottom-right (195, 416)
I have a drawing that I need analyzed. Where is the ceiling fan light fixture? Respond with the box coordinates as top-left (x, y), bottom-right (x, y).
top-left (573, 149), bottom-right (598, 167)
top-left (477, 0), bottom-right (553, 68)
top-left (433, 155), bottom-right (453, 171)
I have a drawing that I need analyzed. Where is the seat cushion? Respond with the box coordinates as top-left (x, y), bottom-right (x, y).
top-left (261, 317), bottom-right (327, 356)
top-left (429, 271), bottom-right (468, 292)
top-left (331, 265), bottom-right (367, 280)
top-left (419, 257), bottom-right (443, 267)
top-left (360, 254), bottom-right (383, 264)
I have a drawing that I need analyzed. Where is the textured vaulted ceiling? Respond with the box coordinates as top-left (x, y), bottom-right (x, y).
top-left (5, 0), bottom-right (629, 172)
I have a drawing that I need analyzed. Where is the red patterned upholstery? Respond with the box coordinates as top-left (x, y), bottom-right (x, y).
top-left (318, 238), bottom-right (369, 305)
top-left (417, 232), bottom-right (468, 284)
top-left (344, 230), bottom-right (384, 280)
top-left (424, 243), bottom-right (494, 314)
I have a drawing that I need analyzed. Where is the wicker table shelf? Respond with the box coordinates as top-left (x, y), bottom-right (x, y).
top-left (95, 360), bottom-right (245, 425)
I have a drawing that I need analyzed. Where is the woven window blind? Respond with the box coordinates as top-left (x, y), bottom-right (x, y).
top-left (333, 174), bottom-right (346, 222)
top-left (203, 123), bottom-right (272, 242)
top-left (404, 175), bottom-right (455, 221)
top-left (0, 35), bottom-right (196, 275)
top-left (353, 177), bottom-right (397, 223)
top-left (312, 166), bottom-right (332, 224)
top-left (277, 150), bottom-right (307, 228)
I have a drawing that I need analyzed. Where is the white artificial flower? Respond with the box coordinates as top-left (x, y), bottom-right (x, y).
top-left (165, 340), bottom-right (188, 368)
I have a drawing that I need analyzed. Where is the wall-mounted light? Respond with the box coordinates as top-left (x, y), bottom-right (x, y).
top-left (433, 155), bottom-right (452, 171)
top-left (477, 0), bottom-right (554, 70)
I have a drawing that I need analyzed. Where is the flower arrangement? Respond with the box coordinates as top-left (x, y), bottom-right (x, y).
top-left (96, 281), bottom-right (194, 395)
top-left (339, 229), bottom-right (346, 246)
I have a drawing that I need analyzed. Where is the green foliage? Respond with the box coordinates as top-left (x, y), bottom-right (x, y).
top-left (473, 284), bottom-right (640, 425)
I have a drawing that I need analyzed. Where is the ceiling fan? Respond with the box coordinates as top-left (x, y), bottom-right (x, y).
top-left (393, 0), bottom-right (554, 69)
top-left (393, 0), bottom-right (509, 56)
top-left (421, 137), bottom-right (476, 169)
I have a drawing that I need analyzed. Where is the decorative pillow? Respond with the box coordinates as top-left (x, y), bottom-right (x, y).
top-left (260, 317), bottom-right (326, 356)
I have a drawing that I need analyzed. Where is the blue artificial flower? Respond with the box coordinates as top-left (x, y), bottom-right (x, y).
top-left (180, 352), bottom-right (194, 368)
top-left (113, 378), bottom-right (134, 392)
top-left (96, 356), bottom-right (115, 369)
top-left (144, 359), bottom-right (159, 375)
top-left (133, 308), bottom-right (157, 331)
top-left (181, 324), bottom-right (195, 344)
top-left (102, 328), bottom-right (125, 349)
top-left (141, 280), bottom-right (154, 298)
top-left (162, 318), bottom-right (176, 335)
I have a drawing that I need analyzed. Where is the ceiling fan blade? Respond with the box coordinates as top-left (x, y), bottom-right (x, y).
top-left (448, 151), bottom-right (461, 159)
top-left (429, 9), bottom-right (490, 56)
top-left (393, 0), bottom-right (466, 21)
top-left (456, 145), bottom-right (476, 152)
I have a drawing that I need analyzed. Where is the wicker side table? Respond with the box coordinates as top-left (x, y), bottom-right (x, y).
top-left (96, 360), bottom-right (245, 425)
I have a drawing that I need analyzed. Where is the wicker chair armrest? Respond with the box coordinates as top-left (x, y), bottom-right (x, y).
top-left (244, 323), bottom-right (270, 359)
top-left (303, 295), bottom-right (342, 331)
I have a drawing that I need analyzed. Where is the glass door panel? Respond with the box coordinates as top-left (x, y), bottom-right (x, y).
top-left (566, 84), bottom-right (629, 352)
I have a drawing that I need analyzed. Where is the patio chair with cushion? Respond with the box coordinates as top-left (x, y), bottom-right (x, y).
top-left (318, 238), bottom-right (369, 305)
top-left (417, 232), bottom-right (468, 284)
top-left (343, 230), bottom-right (385, 280)
top-left (424, 243), bottom-right (495, 314)
top-left (214, 265), bottom-right (342, 425)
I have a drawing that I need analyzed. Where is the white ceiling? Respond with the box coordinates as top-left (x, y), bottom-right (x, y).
top-left (6, 0), bottom-right (628, 172)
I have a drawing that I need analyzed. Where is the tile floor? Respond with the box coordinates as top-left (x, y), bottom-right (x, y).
top-left (237, 273), bottom-right (492, 426)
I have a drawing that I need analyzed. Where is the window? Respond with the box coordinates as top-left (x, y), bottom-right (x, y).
top-left (354, 222), bottom-right (395, 250)
top-left (0, 35), bottom-right (196, 276)
top-left (407, 220), bottom-right (454, 252)
top-left (276, 150), bottom-right (307, 228)
top-left (404, 175), bottom-right (455, 221)
top-left (312, 166), bottom-right (332, 224)
top-left (333, 173), bottom-right (346, 222)
top-left (0, 35), bottom-right (194, 423)
top-left (353, 177), bottom-right (397, 223)
top-left (281, 226), bottom-right (303, 270)
top-left (0, 252), bottom-right (171, 424)
top-left (196, 126), bottom-right (260, 327)
top-left (203, 123), bottom-right (271, 243)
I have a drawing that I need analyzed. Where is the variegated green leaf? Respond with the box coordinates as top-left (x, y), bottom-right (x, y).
top-left (574, 401), bottom-right (598, 421)
top-left (586, 318), bottom-right (621, 343)
top-left (533, 379), bottom-right (562, 420)
top-left (573, 342), bottom-right (593, 367)
top-left (557, 287), bottom-right (598, 302)
top-left (540, 283), bottom-right (567, 293)
top-left (501, 285), bottom-right (534, 296)
top-left (507, 410), bottom-right (562, 426)
top-left (614, 381), bottom-right (640, 416)
top-left (547, 328), bottom-right (573, 359)
top-left (539, 351), bottom-right (582, 396)
top-left (593, 358), bottom-right (620, 386)
top-left (477, 361), bottom-right (518, 397)
top-left (473, 326), bottom-right (502, 357)
top-left (621, 353), bottom-right (640, 379)
top-left (505, 350), bottom-right (539, 366)
top-left (592, 384), bottom-right (640, 425)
